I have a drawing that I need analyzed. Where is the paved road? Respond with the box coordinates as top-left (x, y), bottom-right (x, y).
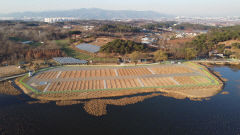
top-left (193, 60), bottom-right (240, 63)
top-left (0, 73), bottom-right (26, 82)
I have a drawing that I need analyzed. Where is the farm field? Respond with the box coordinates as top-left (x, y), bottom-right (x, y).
top-left (36, 71), bottom-right (59, 79)
top-left (0, 66), bottom-right (25, 77)
top-left (117, 68), bottom-right (152, 76)
top-left (19, 63), bottom-right (223, 100)
top-left (59, 69), bottom-right (116, 78)
top-left (150, 66), bottom-right (193, 74)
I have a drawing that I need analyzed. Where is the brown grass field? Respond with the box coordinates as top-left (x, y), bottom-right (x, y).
top-left (36, 71), bottom-right (59, 79)
top-left (140, 77), bottom-right (176, 87)
top-left (150, 66), bottom-right (193, 74)
top-left (59, 69), bottom-right (116, 78)
top-left (0, 66), bottom-right (24, 77)
top-left (117, 68), bottom-right (152, 76)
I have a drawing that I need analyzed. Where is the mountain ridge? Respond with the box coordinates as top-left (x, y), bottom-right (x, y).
top-left (0, 8), bottom-right (172, 20)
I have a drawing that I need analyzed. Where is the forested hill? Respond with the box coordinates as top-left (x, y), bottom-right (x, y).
top-left (190, 25), bottom-right (240, 56)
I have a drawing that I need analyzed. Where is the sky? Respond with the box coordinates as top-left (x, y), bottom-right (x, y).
top-left (1, 0), bottom-right (240, 16)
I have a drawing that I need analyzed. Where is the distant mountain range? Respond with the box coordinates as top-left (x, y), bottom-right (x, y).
top-left (0, 8), bottom-right (172, 20)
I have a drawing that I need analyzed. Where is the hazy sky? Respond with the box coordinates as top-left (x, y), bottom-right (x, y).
top-left (1, 0), bottom-right (239, 16)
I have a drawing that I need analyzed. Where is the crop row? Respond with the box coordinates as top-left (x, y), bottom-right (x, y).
top-left (60, 69), bottom-right (116, 78)
top-left (105, 79), bottom-right (141, 89)
top-left (117, 68), bottom-right (151, 76)
top-left (140, 77), bottom-right (176, 87)
top-left (191, 76), bottom-right (211, 84)
top-left (151, 66), bottom-right (193, 74)
top-left (47, 80), bottom-right (104, 91)
top-left (173, 76), bottom-right (197, 85)
top-left (36, 71), bottom-right (59, 79)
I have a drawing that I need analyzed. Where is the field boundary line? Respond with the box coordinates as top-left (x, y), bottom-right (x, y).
top-left (188, 62), bottom-right (219, 85)
top-left (137, 78), bottom-right (144, 87)
top-left (56, 71), bottom-right (62, 78)
top-left (19, 74), bottom-right (40, 93)
top-left (43, 83), bottom-right (51, 92)
top-left (103, 80), bottom-right (107, 89)
top-left (114, 69), bottom-right (119, 77)
top-left (147, 68), bottom-right (155, 75)
top-left (170, 77), bottom-right (180, 85)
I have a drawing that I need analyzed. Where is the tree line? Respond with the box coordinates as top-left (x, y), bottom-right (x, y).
top-left (189, 25), bottom-right (240, 57)
top-left (99, 24), bottom-right (141, 33)
top-left (0, 22), bottom-right (68, 64)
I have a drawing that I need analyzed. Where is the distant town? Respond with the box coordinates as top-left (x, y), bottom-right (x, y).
top-left (1, 16), bottom-right (240, 27)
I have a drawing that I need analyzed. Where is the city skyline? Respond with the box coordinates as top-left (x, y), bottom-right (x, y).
top-left (0, 0), bottom-right (240, 16)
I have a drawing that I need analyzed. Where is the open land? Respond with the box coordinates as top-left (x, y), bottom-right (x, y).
top-left (16, 62), bottom-right (223, 101)
top-left (0, 66), bottom-right (25, 78)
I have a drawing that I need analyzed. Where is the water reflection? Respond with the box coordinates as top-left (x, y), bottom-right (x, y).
top-left (56, 93), bottom-right (161, 116)
top-left (221, 91), bottom-right (229, 95)
top-left (28, 90), bottom-right (216, 116)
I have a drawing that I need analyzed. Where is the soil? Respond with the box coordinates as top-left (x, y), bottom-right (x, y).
top-left (0, 66), bottom-right (24, 77)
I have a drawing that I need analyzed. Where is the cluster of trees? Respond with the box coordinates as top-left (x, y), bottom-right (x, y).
top-left (68, 30), bottom-right (82, 42)
top-left (173, 23), bottom-right (211, 30)
top-left (99, 24), bottom-right (140, 33)
top-left (189, 25), bottom-right (240, 57)
top-left (128, 48), bottom-right (198, 65)
top-left (25, 49), bottom-right (64, 60)
top-left (153, 50), bottom-right (168, 62)
top-left (143, 22), bottom-right (211, 31)
top-left (143, 21), bottom-right (176, 30)
top-left (129, 50), bottom-right (168, 65)
top-left (100, 39), bottom-right (149, 55)
top-left (232, 43), bottom-right (240, 49)
top-left (0, 21), bottom-right (68, 64)
top-left (0, 22), bottom-right (69, 43)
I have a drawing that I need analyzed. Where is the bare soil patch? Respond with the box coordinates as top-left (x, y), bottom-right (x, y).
top-left (0, 66), bottom-right (24, 77)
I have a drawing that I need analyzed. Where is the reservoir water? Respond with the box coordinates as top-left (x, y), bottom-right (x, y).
top-left (0, 66), bottom-right (240, 135)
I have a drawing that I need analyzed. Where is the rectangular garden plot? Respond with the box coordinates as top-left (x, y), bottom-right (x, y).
top-left (150, 66), bottom-right (193, 75)
top-left (59, 69), bottom-right (116, 78)
top-left (117, 68), bottom-right (152, 76)
top-left (35, 71), bottom-right (59, 79)
top-left (105, 79), bottom-right (141, 89)
top-left (140, 77), bottom-right (176, 87)
top-left (46, 80), bottom-right (105, 92)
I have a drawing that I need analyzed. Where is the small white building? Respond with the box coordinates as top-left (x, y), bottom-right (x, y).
top-left (28, 71), bottom-right (33, 77)
top-left (63, 25), bottom-right (72, 29)
top-left (141, 37), bottom-right (156, 44)
top-left (83, 26), bottom-right (95, 31)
